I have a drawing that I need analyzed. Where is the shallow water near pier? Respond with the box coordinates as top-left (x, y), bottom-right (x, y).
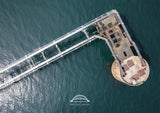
top-left (0, 0), bottom-right (160, 113)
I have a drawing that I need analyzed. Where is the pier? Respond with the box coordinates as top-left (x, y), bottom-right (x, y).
top-left (94, 11), bottom-right (149, 85)
top-left (0, 10), bottom-right (149, 89)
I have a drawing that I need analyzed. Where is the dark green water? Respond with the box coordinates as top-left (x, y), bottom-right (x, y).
top-left (0, 0), bottom-right (160, 113)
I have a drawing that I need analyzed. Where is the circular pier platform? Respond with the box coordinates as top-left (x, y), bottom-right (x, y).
top-left (111, 56), bottom-right (150, 86)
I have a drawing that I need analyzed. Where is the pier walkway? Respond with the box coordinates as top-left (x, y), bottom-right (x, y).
top-left (0, 10), bottom-right (145, 89)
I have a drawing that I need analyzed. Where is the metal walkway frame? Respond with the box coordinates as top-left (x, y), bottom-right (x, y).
top-left (0, 10), bottom-right (117, 89)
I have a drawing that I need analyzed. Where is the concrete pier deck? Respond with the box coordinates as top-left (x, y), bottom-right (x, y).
top-left (95, 10), bottom-right (150, 86)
